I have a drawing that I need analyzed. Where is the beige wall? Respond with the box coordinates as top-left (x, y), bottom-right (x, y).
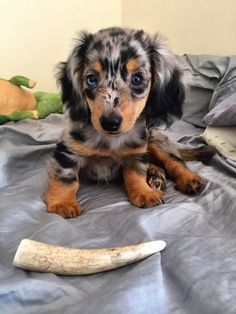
top-left (122, 0), bottom-right (236, 55)
top-left (1, 0), bottom-right (235, 91)
top-left (0, 0), bottom-right (121, 91)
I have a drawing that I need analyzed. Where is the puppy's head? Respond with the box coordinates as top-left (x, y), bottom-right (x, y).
top-left (57, 27), bottom-right (184, 135)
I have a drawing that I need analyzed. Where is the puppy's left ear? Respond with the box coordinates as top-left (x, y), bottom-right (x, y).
top-left (146, 34), bottom-right (185, 129)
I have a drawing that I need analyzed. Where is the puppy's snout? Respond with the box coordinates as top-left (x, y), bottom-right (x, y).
top-left (100, 115), bottom-right (122, 132)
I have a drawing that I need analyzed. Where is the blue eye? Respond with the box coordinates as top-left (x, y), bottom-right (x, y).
top-left (131, 73), bottom-right (143, 86)
top-left (87, 75), bottom-right (98, 87)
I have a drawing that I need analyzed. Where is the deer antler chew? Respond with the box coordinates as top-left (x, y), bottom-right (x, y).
top-left (13, 239), bottom-right (166, 275)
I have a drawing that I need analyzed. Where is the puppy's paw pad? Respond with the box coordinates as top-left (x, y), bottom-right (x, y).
top-left (147, 165), bottom-right (166, 192)
top-left (47, 202), bottom-right (82, 218)
top-left (175, 173), bottom-right (206, 195)
top-left (129, 190), bottom-right (164, 208)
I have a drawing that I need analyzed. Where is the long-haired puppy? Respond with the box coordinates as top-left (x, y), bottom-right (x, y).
top-left (45, 27), bottom-right (215, 218)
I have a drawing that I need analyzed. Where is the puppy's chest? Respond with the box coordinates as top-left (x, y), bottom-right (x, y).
top-left (81, 157), bottom-right (121, 182)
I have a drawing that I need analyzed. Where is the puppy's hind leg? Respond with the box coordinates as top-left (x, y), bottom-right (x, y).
top-left (45, 142), bottom-right (82, 218)
top-left (148, 142), bottom-right (206, 195)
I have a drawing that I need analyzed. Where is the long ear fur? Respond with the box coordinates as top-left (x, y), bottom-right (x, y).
top-left (146, 34), bottom-right (184, 129)
top-left (56, 32), bottom-right (94, 123)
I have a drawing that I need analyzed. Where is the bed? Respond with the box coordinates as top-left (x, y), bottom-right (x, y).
top-left (1, 55), bottom-right (236, 314)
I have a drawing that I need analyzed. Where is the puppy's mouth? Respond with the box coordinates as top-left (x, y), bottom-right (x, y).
top-left (106, 131), bottom-right (121, 137)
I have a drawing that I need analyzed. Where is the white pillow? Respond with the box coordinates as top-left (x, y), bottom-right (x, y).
top-left (201, 126), bottom-right (236, 161)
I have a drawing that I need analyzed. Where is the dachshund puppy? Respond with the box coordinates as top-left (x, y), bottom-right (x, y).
top-left (45, 27), bottom-right (214, 218)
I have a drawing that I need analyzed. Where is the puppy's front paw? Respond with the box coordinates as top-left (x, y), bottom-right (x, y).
top-left (175, 172), bottom-right (206, 195)
top-left (128, 190), bottom-right (164, 208)
top-left (47, 202), bottom-right (82, 218)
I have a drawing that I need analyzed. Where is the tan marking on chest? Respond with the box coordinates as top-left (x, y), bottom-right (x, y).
top-left (68, 138), bottom-right (147, 158)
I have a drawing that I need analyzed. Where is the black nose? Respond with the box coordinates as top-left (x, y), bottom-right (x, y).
top-left (100, 115), bottom-right (122, 132)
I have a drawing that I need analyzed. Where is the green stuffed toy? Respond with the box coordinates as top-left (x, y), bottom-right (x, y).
top-left (0, 75), bottom-right (63, 124)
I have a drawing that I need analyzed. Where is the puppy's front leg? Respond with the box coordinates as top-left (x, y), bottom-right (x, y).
top-left (46, 176), bottom-right (81, 218)
top-left (123, 157), bottom-right (164, 208)
top-left (45, 142), bottom-right (82, 218)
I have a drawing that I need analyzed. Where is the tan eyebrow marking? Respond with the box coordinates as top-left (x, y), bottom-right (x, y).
top-left (126, 59), bottom-right (141, 73)
top-left (91, 61), bottom-right (102, 74)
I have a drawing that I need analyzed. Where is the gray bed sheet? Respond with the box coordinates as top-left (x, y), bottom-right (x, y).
top-left (0, 114), bottom-right (236, 314)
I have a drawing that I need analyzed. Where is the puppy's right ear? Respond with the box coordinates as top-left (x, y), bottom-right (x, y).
top-left (56, 32), bottom-right (94, 123)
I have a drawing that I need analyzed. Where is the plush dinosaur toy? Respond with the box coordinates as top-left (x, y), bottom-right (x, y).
top-left (0, 75), bottom-right (63, 124)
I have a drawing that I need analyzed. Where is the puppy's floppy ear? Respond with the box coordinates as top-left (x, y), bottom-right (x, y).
top-left (145, 34), bottom-right (184, 129)
top-left (56, 32), bottom-right (94, 123)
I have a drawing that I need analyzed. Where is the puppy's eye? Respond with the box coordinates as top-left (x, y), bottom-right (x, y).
top-left (87, 75), bottom-right (98, 87)
top-left (131, 73), bottom-right (143, 86)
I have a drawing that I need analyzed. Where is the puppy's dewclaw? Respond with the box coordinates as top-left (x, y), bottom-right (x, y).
top-left (13, 239), bottom-right (166, 275)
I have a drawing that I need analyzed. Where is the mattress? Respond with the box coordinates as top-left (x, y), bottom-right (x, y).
top-left (1, 113), bottom-right (236, 314)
